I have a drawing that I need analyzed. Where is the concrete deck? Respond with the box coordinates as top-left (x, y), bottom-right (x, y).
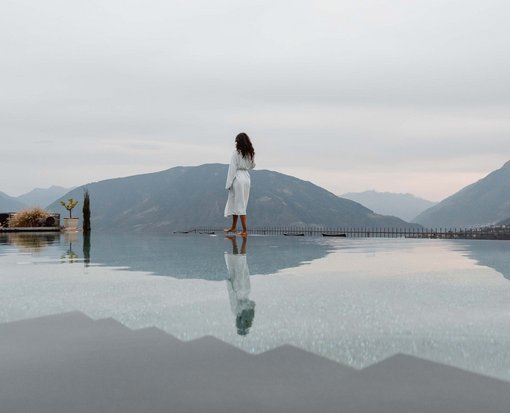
top-left (1, 312), bottom-right (509, 413)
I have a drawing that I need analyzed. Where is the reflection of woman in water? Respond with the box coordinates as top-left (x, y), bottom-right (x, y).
top-left (224, 133), bottom-right (256, 237)
top-left (225, 236), bottom-right (255, 336)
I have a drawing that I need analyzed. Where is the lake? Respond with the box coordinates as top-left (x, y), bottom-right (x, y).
top-left (1, 232), bottom-right (509, 381)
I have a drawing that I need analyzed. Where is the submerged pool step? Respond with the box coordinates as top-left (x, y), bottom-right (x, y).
top-left (1, 312), bottom-right (510, 413)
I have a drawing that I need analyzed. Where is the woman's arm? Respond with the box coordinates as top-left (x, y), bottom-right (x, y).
top-left (225, 151), bottom-right (238, 189)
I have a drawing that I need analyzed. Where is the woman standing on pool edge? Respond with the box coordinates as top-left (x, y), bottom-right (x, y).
top-left (224, 133), bottom-right (256, 237)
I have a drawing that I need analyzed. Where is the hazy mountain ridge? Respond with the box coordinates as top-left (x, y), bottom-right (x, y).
top-left (0, 192), bottom-right (26, 212)
top-left (48, 164), bottom-right (419, 232)
top-left (0, 186), bottom-right (73, 212)
top-left (341, 190), bottom-right (436, 222)
top-left (17, 186), bottom-right (72, 208)
top-left (414, 161), bottom-right (510, 227)
top-left (498, 217), bottom-right (510, 226)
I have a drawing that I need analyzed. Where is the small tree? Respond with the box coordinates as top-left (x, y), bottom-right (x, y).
top-left (83, 189), bottom-right (91, 233)
top-left (60, 198), bottom-right (79, 219)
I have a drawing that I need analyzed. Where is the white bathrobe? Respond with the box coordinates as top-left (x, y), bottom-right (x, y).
top-left (224, 150), bottom-right (255, 217)
top-left (224, 252), bottom-right (254, 318)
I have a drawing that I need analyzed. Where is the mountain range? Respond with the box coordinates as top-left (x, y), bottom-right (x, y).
top-left (17, 186), bottom-right (71, 208)
top-left (48, 164), bottom-right (418, 232)
top-left (498, 217), bottom-right (510, 226)
top-left (7, 160), bottom-right (510, 230)
top-left (341, 191), bottom-right (436, 222)
top-left (0, 192), bottom-right (26, 212)
top-left (0, 186), bottom-right (71, 212)
top-left (414, 161), bottom-right (510, 228)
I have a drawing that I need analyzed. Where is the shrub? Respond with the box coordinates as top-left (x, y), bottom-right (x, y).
top-left (9, 233), bottom-right (55, 252)
top-left (8, 207), bottom-right (51, 228)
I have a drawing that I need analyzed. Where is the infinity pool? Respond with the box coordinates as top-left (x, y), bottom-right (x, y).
top-left (1, 232), bottom-right (510, 381)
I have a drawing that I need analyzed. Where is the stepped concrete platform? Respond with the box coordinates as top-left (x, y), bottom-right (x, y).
top-left (1, 312), bottom-right (509, 413)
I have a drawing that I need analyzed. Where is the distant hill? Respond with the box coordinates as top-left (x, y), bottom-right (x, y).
top-left (341, 190), bottom-right (436, 222)
top-left (48, 164), bottom-right (419, 232)
top-left (16, 186), bottom-right (72, 208)
top-left (0, 191), bottom-right (26, 212)
top-left (414, 161), bottom-right (510, 228)
top-left (498, 217), bottom-right (510, 226)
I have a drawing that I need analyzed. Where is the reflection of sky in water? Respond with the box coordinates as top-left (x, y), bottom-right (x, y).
top-left (1, 233), bottom-right (510, 381)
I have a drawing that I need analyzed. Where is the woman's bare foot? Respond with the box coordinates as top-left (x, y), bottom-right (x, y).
top-left (224, 228), bottom-right (236, 233)
top-left (239, 231), bottom-right (248, 238)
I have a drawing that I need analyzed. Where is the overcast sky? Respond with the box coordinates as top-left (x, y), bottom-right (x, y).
top-left (2, 0), bottom-right (509, 201)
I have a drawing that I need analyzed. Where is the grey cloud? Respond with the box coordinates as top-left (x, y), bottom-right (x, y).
top-left (1, 0), bottom-right (509, 198)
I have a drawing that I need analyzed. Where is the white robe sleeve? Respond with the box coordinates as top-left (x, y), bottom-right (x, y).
top-left (225, 151), bottom-right (238, 190)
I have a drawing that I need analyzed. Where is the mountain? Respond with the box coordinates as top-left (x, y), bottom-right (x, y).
top-left (48, 164), bottom-right (419, 232)
top-left (460, 240), bottom-right (510, 281)
top-left (498, 217), bottom-right (510, 226)
top-left (414, 161), bottom-right (510, 228)
top-left (0, 191), bottom-right (26, 212)
top-left (16, 186), bottom-right (73, 208)
top-left (341, 190), bottom-right (436, 222)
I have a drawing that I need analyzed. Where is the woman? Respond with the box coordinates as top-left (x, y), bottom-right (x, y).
top-left (224, 132), bottom-right (255, 237)
top-left (224, 235), bottom-right (255, 336)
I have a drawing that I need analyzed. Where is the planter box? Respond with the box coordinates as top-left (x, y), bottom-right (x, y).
top-left (63, 218), bottom-right (79, 231)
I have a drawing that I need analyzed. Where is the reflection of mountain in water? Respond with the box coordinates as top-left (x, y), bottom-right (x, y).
top-left (68, 233), bottom-right (332, 280)
top-left (457, 240), bottom-right (510, 281)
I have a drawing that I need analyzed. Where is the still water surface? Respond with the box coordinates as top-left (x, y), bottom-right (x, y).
top-left (1, 232), bottom-right (510, 380)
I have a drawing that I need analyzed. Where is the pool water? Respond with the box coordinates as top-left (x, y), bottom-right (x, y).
top-left (1, 232), bottom-right (510, 381)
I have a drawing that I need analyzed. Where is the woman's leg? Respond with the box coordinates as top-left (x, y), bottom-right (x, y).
top-left (224, 215), bottom-right (238, 232)
top-left (240, 236), bottom-right (247, 254)
top-left (240, 215), bottom-right (248, 237)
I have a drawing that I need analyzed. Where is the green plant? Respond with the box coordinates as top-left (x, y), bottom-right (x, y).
top-left (60, 198), bottom-right (79, 219)
top-left (9, 233), bottom-right (53, 252)
top-left (8, 207), bottom-right (50, 228)
top-left (83, 189), bottom-right (91, 233)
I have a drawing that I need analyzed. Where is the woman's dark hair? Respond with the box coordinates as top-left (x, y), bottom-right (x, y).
top-left (235, 132), bottom-right (255, 160)
top-left (236, 305), bottom-right (255, 336)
